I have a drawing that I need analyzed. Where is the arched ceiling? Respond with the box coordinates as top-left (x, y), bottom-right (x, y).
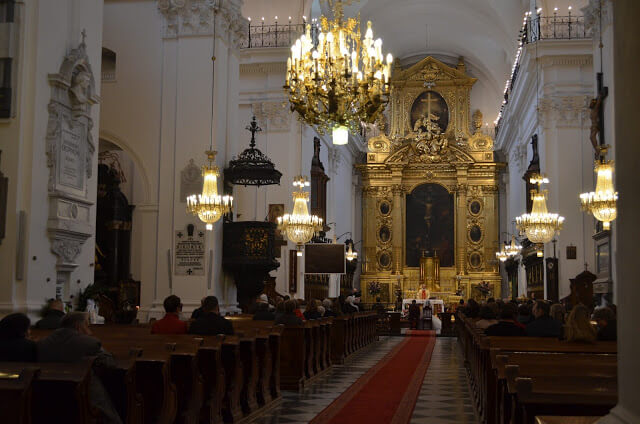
top-left (314, 0), bottom-right (530, 123)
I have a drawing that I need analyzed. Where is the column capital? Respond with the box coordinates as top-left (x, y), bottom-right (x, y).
top-left (391, 184), bottom-right (405, 196)
top-left (157, 0), bottom-right (248, 48)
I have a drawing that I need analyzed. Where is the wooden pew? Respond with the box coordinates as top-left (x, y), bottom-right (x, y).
top-left (0, 359), bottom-right (98, 424)
top-left (0, 366), bottom-right (39, 424)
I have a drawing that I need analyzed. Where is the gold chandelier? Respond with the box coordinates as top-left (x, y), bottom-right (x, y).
top-left (284, 0), bottom-right (393, 144)
top-left (496, 235), bottom-right (522, 262)
top-left (187, 150), bottom-right (233, 230)
top-left (277, 176), bottom-right (323, 247)
top-left (346, 241), bottom-right (358, 261)
top-left (580, 159), bottom-right (618, 230)
top-left (516, 174), bottom-right (564, 245)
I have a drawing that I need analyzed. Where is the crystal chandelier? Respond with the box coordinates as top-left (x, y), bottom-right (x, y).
top-left (346, 240), bottom-right (358, 261)
top-left (580, 160), bottom-right (618, 230)
top-left (516, 174), bottom-right (564, 245)
top-left (187, 150), bottom-right (233, 230)
top-left (496, 235), bottom-right (522, 262)
top-left (277, 176), bottom-right (323, 247)
top-left (284, 0), bottom-right (393, 144)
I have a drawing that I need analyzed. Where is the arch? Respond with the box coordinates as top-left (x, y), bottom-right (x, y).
top-left (406, 180), bottom-right (454, 195)
top-left (98, 129), bottom-right (153, 204)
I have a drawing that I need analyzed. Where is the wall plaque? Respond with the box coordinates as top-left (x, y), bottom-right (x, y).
top-left (174, 224), bottom-right (206, 275)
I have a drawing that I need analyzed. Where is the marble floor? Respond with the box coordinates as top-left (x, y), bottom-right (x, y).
top-left (251, 336), bottom-right (478, 424)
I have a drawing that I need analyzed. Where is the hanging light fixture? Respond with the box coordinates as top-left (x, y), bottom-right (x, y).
top-left (516, 174), bottom-right (564, 246)
top-left (187, 10), bottom-right (233, 230)
top-left (277, 175), bottom-right (323, 247)
top-left (495, 235), bottom-right (522, 262)
top-left (187, 151), bottom-right (232, 230)
top-left (284, 0), bottom-right (393, 144)
top-left (345, 239), bottom-right (358, 261)
top-left (580, 158), bottom-right (618, 230)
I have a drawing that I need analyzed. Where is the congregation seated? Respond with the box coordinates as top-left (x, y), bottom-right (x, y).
top-left (189, 296), bottom-right (234, 335)
top-left (322, 298), bottom-right (338, 317)
top-left (37, 312), bottom-right (122, 424)
top-left (304, 299), bottom-right (322, 320)
top-left (35, 299), bottom-right (65, 329)
top-left (152, 294), bottom-right (188, 334)
top-left (343, 296), bottom-right (359, 313)
top-left (525, 300), bottom-right (563, 338)
top-left (253, 302), bottom-right (276, 321)
top-left (0, 313), bottom-right (37, 362)
top-left (564, 304), bottom-right (597, 343)
top-left (293, 299), bottom-right (306, 321)
top-left (191, 297), bottom-right (205, 320)
top-left (485, 303), bottom-right (525, 336)
top-left (550, 302), bottom-right (566, 323)
top-left (593, 306), bottom-right (617, 341)
top-left (474, 305), bottom-right (498, 330)
top-left (275, 299), bottom-right (303, 326)
top-left (517, 303), bottom-right (533, 326)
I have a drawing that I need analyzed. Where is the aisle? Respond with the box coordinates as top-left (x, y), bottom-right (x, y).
top-left (252, 336), bottom-right (404, 424)
top-left (310, 330), bottom-right (436, 424)
top-left (410, 338), bottom-right (478, 424)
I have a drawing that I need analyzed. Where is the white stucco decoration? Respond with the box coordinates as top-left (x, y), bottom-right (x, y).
top-left (45, 37), bottom-right (100, 275)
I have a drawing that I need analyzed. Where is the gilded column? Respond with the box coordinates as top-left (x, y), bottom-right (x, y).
top-left (362, 186), bottom-right (377, 274)
top-left (391, 184), bottom-right (404, 275)
top-left (455, 169), bottom-right (468, 275)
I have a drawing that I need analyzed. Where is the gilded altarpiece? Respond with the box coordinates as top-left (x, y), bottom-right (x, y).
top-left (357, 57), bottom-right (502, 303)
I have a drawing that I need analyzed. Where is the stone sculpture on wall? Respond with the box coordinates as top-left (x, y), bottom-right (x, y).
top-left (45, 34), bottom-right (100, 286)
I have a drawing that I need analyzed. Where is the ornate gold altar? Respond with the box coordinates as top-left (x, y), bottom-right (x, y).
top-left (357, 57), bottom-right (502, 304)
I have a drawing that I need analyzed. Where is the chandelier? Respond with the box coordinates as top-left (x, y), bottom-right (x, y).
top-left (284, 0), bottom-right (393, 144)
top-left (580, 160), bottom-right (618, 230)
top-left (496, 235), bottom-right (522, 262)
top-left (345, 239), bottom-right (358, 261)
top-left (516, 174), bottom-right (564, 245)
top-left (277, 176), bottom-right (323, 247)
top-left (187, 150), bottom-right (233, 230)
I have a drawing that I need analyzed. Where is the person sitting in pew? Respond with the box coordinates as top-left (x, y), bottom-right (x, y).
top-left (485, 303), bottom-right (525, 336)
top-left (550, 303), bottom-right (566, 324)
top-left (526, 300), bottom-right (563, 338)
top-left (191, 297), bottom-right (205, 320)
top-left (275, 299), bottom-right (303, 326)
top-left (564, 304), bottom-right (597, 343)
top-left (304, 299), bottom-right (322, 320)
top-left (323, 298), bottom-right (338, 317)
top-left (293, 299), bottom-right (306, 321)
top-left (593, 306), bottom-right (617, 341)
top-left (0, 313), bottom-right (37, 362)
top-left (253, 302), bottom-right (276, 321)
top-left (35, 298), bottom-right (66, 329)
top-left (343, 296), bottom-right (359, 313)
top-left (37, 312), bottom-right (123, 424)
top-left (475, 305), bottom-right (498, 330)
top-left (189, 296), bottom-right (234, 335)
top-left (517, 303), bottom-right (533, 327)
top-left (152, 295), bottom-right (188, 334)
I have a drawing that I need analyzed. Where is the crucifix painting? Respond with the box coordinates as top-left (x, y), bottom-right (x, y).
top-left (410, 90), bottom-right (449, 134)
top-left (405, 183), bottom-right (454, 268)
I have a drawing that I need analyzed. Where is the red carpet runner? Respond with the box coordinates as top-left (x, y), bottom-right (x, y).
top-left (310, 330), bottom-right (436, 424)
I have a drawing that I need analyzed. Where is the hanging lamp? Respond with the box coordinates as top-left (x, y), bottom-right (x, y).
top-left (516, 174), bottom-right (564, 251)
top-left (187, 10), bottom-right (233, 230)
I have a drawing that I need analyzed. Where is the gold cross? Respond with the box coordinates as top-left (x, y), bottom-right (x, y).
top-left (420, 91), bottom-right (439, 122)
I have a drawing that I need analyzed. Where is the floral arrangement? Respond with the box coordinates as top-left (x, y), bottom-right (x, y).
top-left (475, 281), bottom-right (492, 296)
top-left (368, 281), bottom-right (381, 296)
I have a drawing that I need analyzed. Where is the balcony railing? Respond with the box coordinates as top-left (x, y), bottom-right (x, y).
top-left (523, 15), bottom-right (590, 43)
top-left (241, 22), bottom-right (319, 49)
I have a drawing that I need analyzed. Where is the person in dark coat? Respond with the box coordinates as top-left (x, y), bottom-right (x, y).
top-left (191, 297), bottom-right (205, 320)
top-left (275, 299), bottom-right (303, 326)
top-left (526, 301), bottom-right (563, 338)
top-left (303, 299), bottom-right (322, 320)
top-left (189, 296), bottom-right (234, 336)
top-left (408, 300), bottom-right (421, 330)
top-left (37, 312), bottom-right (122, 424)
top-left (0, 313), bottom-right (37, 362)
top-left (485, 303), bottom-right (525, 336)
top-left (593, 307), bottom-right (617, 341)
top-left (35, 299), bottom-right (66, 329)
top-left (322, 299), bottom-right (338, 317)
top-left (253, 302), bottom-right (276, 321)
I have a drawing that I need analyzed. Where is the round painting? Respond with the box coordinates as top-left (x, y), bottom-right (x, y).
top-left (469, 252), bottom-right (482, 268)
top-left (410, 90), bottom-right (449, 134)
top-left (379, 252), bottom-right (391, 268)
top-left (469, 200), bottom-right (482, 215)
top-left (379, 226), bottom-right (391, 243)
top-left (379, 201), bottom-right (391, 215)
top-left (469, 225), bottom-right (483, 243)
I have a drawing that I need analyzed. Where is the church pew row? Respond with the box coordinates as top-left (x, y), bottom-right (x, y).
top-left (455, 313), bottom-right (617, 424)
top-left (0, 359), bottom-right (98, 424)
